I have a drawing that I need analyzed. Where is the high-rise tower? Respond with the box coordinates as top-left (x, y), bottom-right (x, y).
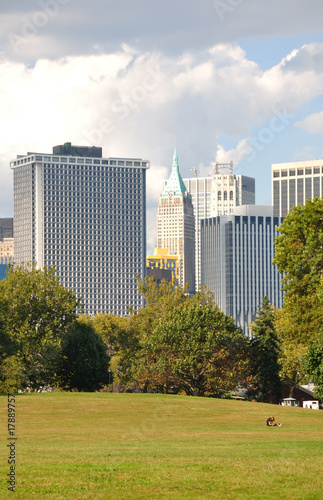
top-left (272, 159), bottom-right (323, 217)
top-left (156, 148), bottom-right (195, 293)
top-left (183, 166), bottom-right (255, 291)
top-left (10, 144), bottom-right (149, 316)
top-left (201, 205), bottom-right (283, 336)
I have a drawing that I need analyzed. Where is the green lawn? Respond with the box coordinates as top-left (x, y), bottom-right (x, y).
top-left (1, 393), bottom-right (323, 499)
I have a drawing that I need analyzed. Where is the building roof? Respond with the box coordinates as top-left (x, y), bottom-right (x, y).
top-left (161, 147), bottom-right (188, 199)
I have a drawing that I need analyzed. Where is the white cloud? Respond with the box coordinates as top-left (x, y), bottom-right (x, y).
top-left (293, 146), bottom-right (317, 161)
top-left (1, 41), bottom-right (323, 245)
top-left (296, 110), bottom-right (323, 134)
top-left (2, 0), bottom-right (323, 63)
top-left (216, 138), bottom-right (252, 165)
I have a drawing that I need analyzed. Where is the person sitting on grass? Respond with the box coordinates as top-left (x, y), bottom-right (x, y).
top-left (266, 416), bottom-right (282, 427)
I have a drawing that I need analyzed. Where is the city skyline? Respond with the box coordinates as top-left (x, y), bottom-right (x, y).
top-left (1, 2), bottom-right (323, 255)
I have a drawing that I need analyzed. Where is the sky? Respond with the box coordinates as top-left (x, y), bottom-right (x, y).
top-left (1, 0), bottom-right (323, 254)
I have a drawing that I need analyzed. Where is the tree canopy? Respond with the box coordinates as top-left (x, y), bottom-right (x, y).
top-left (0, 263), bottom-right (81, 355)
top-left (0, 263), bottom-right (81, 391)
top-left (303, 329), bottom-right (323, 401)
top-left (249, 297), bottom-right (281, 403)
top-left (137, 290), bottom-right (251, 396)
top-left (273, 198), bottom-right (323, 299)
top-left (272, 199), bottom-right (323, 396)
top-left (273, 198), bottom-right (323, 344)
top-left (56, 320), bottom-right (110, 392)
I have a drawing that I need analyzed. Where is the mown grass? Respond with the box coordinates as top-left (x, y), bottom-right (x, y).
top-left (1, 392), bottom-right (323, 499)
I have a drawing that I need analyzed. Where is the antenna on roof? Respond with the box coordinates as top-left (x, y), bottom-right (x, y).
top-left (214, 161), bottom-right (233, 175)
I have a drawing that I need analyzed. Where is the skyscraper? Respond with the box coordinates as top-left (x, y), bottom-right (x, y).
top-left (272, 159), bottom-right (323, 217)
top-left (201, 205), bottom-right (283, 336)
top-left (156, 148), bottom-right (195, 293)
top-left (183, 167), bottom-right (255, 291)
top-left (10, 144), bottom-right (149, 316)
top-left (0, 218), bottom-right (13, 240)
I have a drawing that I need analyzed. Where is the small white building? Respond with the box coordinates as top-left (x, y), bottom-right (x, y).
top-left (281, 398), bottom-right (299, 407)
top-left (303, 401), bottom-right (319, 410)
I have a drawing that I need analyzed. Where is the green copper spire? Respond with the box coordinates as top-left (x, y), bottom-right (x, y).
top-left (173, 145), bottom-right (178, 167)
top-left (161, 146), bottom-right (187, 199)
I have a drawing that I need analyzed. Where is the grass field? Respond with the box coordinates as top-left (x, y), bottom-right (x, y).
top-left (1, 392), bottom-right (323, 499)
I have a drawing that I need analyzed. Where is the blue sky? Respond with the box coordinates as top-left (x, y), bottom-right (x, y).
top-left (239, 33), bottom-right (323, 70)
top-left (0, 0), bottom-right (323, 252)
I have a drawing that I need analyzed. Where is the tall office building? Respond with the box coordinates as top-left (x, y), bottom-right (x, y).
top-left (0, 218), bottom-right (14, 266)
top-left (0, 238), bottom-right (14, 259)
top-left (10, 144), bottom-right (149, 316)
top-left (0, 218), bottom-right (13, 240)
top-left (183, 167), bottom-right (255, 291)
top-left (201, 205), bottom-right (283, 336)
top-left (157, 148), bottom-right (195, 293)
top-left (272, 159), bottom-right (323, 217)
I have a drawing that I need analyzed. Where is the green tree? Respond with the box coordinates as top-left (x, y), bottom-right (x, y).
top-left (303, 329), bottom-right (323, 401)
top-left (249, 297), bottom-right (281, 403)
top-left (273, 198), bottom-right (323, 343)
top-left (91, 313), bottom-right (138, 388)
top-left (57, 320), bottom-right (110, 392)
top-left (0, 355), bottom-right (26, 393)
top-left (139, 296), bottom-right (251, 396)
top-left (135, 276), bottom-right (189, 338)
top-left (88, 279), bottom-right (192, 391)
top-left (273, 200), bottom-right (323, 396)
top-left (275, 307), bottom-right (308, 397)
top-left (0, 263), bottom-right (81, 390)
top-left (126, 277), bottom-right (191, 391)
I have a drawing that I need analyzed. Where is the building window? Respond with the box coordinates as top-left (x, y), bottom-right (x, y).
top-left (305, 178), bottom-right (312, 200)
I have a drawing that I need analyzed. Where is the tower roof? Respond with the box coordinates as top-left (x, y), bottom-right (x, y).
top-left (161, 146), bottom-right (187, 198)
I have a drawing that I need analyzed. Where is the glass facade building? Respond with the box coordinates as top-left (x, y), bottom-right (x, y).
top-left (10, 147), bottom-right (149, 316)
top-left (201, 205), bottom-right (283, 336)
top-left (183, 173), bottom-right (255, 291)
top-left (0, 218), bottom-right (13, 240)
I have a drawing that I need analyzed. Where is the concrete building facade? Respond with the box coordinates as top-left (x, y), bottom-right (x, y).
top-left (157, 149), bottom-right (195, 293)
top-left (0, 238), bottom-right (14, 259)
top-left (183, 170), bottom-right (255, 291)
top-left (10, 144), bottom-right (149, 316)
top-left (272, 159), bottom-right (323, 217)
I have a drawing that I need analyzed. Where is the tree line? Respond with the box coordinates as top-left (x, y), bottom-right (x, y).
top-left (0, 198), bottom-right (322, 402)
